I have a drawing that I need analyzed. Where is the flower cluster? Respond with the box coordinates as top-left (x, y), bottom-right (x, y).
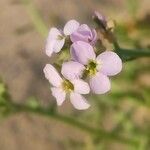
top-left (43, 12), bottom-right (123, 110)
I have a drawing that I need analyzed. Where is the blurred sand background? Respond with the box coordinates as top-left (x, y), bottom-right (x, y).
top-left (0, 0), bottom-right (150, 149)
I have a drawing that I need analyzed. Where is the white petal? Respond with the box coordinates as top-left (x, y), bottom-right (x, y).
top-left (96, 51), bottom-right (122, 76)
top-left (61, 61), bottom-right (85, 80)
top-left (43, 64), bottom-right (63, 87)
top-left (89, 72), bottom-right (111, 94)
top-left (53, 38), bottom-right (65, 53)
top-left (63, 20), bottom-right (80, 35)
top-left (45, 28), bottom-right (65, 56)
top-left (71, 79), bottom-right (90, 94)
top-left (48, 28), bottom-right (62, 39)
top-left (70, 93), bottom-right (90, 110)
top-left (51, 87), bottom-right (66, 106)
top-left (45, 40), bottom-right (55, 57)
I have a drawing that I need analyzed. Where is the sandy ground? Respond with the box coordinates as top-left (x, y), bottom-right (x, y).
top-left (0, 0), bottom-right (150, 149)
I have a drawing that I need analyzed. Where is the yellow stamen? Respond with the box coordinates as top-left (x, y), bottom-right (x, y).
top-left (62, 80), bottom-right (74, 92)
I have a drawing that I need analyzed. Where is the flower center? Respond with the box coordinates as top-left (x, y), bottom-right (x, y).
top-left (85, 60), bottom-right (98, 76)
top-left (62, 80), bottom-right (74, 92)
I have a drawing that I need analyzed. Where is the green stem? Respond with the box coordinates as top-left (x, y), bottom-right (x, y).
top-left (119, 48), bottom-right (150, 57)
top-left (6, 102), bottom-right (138, 147)
top-left (21, 0), bottom-right (48, 37)
top-left (113, 41), bottom-right (150, 61)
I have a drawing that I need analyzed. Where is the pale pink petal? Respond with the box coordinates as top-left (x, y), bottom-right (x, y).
top-left (79, 24), bottom-right (91, 31)
top-left (89, 72), bottom-right (111, 94)
top-left (70, 24), bottom-right (92, 43)
top-left (43, 64), bottom-right (63, 87)
top-left (70, 24), bottom-right (97, 45)
top-left (63, 20), bottom-right (80, 35)
top-left (70, 93), bottom-right (90, 110)
top-left (61, 61), bottom-right (85, 80)
top-left (48, 28), bottom-right (62, 39)
top-left (53, 38), bottom-right (65, 53)
top-left (71, 41), bottom-right (96, 65)
top-left (90, 29), bottom-right (97, 45)
top-left (45, 40), bottom-right (55, 57)
top-left (45, 28), bottom-right (65, 56)
top-left (96, 51), bottom-right (122, 76)
top-left (51, 87), bottom-right (66, 106)
top-left (71, 79), bottom-right (90, 94)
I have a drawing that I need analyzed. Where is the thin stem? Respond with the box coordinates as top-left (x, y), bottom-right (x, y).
top-left (6, 102), bottom-right (139, 147)
top-left (118, 48), bottom-right (150, 62)
top-left (21, 0), bottom-right (48, 37)
top-left (113, 41), bottom-right (150, 61)
top-left (119, 48), bottom-right (150, 58)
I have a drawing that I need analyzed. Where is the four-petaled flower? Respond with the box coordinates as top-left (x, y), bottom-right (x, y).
top-left (46, 20), bottom-right (79, 57)
top-left (43, 64), bottom-right (90, 110)
top-left (67, 41), bottom-right (122, 94)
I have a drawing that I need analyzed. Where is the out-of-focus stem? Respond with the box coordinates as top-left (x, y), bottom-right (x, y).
top-left (21, 0), bottom-right (48, 37)
top-left (6, 102), bottom-right (139, 147)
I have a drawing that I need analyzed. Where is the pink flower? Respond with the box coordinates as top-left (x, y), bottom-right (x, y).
top-left (70, 24), bottom-right (97, 45)
top-left (43, 64), bottom-right (90, 110)
top-left (65, 41), bottom-right (122, 94)
top-left (45, 20), bottom-right (79, 57)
